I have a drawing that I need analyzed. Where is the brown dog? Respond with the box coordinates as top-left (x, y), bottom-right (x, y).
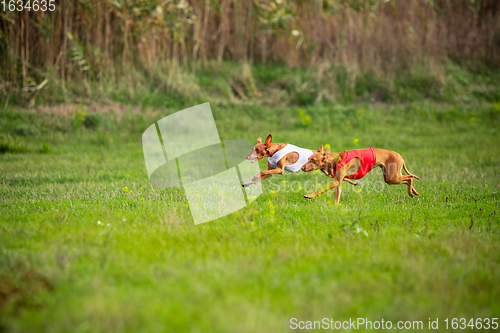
top-left (301, 146), bottom-right (420, 204)
top-left (242, 134), bottom-right (359, 187)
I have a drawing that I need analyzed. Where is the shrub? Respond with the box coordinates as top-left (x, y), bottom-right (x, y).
top-left (0, 135), bottom-right (28, 153)
top-left (12, 124), bottom-right (41, 136)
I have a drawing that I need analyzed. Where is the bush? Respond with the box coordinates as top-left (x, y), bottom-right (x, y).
top-left (12, 124), bottom-right (41, 136)
top-left (83, 113), bottom-right (103, 129)
top-left (39, 143), bottom-right (51, 154)
top-left (72, 108), bottom-right (104, 130)
top-left (0, 135), bottom-right (28, 153)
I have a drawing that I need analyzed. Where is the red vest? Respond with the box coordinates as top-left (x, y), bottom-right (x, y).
top-left (334, 148), bottom-right (376, 179)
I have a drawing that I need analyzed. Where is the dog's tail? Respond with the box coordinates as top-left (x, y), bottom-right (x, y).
top-left (403, 162), bottom-right (420, 180)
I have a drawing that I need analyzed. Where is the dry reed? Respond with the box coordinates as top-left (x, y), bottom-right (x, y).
top-left (0, 0), bottom-right (498, 99)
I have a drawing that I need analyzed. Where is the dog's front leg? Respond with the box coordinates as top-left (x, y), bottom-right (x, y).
top-left (332, 165), bottom-right (351, 204)
top-left (242, 172), bottom-right (271, 187)
top-left (334, 184), bottom-right (342, 204)
top-left (304, 178), bottom-right (340, 199)
top-left (305, 165), bottom-right (348, 202)
top-left (344, 179), bottom-right (359, 186)
top-left (322, 169), bottom-right (358, 186)
top-left (242, 168), bottom-right (283, 187)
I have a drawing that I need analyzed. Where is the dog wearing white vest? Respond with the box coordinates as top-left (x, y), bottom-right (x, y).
top-left (242, 134), bottom-right (359, 188)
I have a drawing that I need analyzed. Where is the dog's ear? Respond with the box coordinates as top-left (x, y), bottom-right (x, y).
top-left (265, 134), bottom-right (272, 147)
top-left (325, 148), bottom-right (331, 154)
top-left (318, 145), bottom-right (324, 153)
top-left (257, 137), bottom-right (262, 143)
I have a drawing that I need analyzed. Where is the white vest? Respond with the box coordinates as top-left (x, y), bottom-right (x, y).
top-left (268, 144), bottom-right (313, 173)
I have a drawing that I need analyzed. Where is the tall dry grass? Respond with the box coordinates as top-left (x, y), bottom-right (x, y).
top-left (0, 0), bottom-right (499, 102)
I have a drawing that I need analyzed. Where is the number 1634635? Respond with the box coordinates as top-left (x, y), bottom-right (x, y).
top-left (2, 0), bottom-right (56, 12)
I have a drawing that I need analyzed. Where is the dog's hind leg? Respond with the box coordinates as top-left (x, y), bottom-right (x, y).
top-left (402, 161), bottom-right (420, 180)
top-left (401, 175), bottom-right (420, 197)
top-left (405, 176), bottom-right (415, 198)
top-left (412, 185), bottom-right (420, 197)
top-left (398, 159), bottom-right (420, 196)
top-left (408, 175), bottom-right (420, 197)
top-left (382, 161), bottom-right (416, 198)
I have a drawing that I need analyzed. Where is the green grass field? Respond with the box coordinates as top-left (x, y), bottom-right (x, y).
top-left (1, 101), bottom-right (499, 332)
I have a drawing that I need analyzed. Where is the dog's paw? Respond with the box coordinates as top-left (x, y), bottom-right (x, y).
top-left (353, 182), bottom-right (359, 186)
top-left (304, 194), bottom-right (314, 199)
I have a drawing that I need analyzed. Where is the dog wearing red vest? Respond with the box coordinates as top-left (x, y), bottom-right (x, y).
top-left (301, 146), bottom-right (420, 204)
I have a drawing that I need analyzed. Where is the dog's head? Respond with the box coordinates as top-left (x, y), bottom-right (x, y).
top-left (301, 145), bottom-right (329, 172)
top-left (246, 134), bottom-right (273, 163)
